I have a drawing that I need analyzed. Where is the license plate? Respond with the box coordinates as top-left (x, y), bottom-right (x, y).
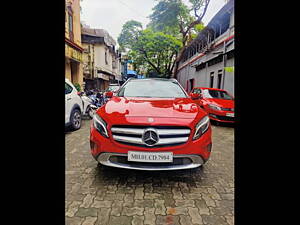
top-left (128, 151), bottom-right (173, 163)
top-left (226, 113), bottom-right (234, 117)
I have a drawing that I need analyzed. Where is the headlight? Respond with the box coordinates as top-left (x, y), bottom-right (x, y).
top-left (208, 104), bottom-right (221, 110)
top-left (193, 116), bottom-right (210, 140)
top-left (93, 114), bottom-right (109, 138)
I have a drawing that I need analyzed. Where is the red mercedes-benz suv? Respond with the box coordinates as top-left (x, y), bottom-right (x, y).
top-left (190, 87), bottom-right (234, 123)
top-left (90, 78), bottom-right (212, 171)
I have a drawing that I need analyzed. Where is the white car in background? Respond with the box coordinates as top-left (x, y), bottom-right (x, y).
top-left (65, 79), bottom-right (83, 130)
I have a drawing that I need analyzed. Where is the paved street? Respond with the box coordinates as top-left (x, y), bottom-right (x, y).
top-left (66, 119), bottom-right (234, 225)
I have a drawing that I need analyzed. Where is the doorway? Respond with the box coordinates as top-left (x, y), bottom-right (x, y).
top-left (217, 70), bottom-right (222, 89)
top-left (70, 60), bottom-right (79, 84)
top-left (210, 72), bottom-right (214, 88)
top-left (189, 79), bottom-right (195, 92)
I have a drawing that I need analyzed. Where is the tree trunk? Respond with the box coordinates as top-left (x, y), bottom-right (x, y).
top-left (172, 47), bottom-right (186, 79)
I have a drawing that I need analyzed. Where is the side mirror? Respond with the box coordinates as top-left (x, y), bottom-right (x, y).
top-left (190, 93), bottom-right (201, 100)
top-left (105, 91), bottom-right (113, 98)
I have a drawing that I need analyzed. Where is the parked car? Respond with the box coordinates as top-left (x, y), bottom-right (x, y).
top-left (189, 87), bottom-right (234, 123)
top-left (104, 83), bottom-right (120, 97)
top-left (65, 78), bottom-right (83, 130)
top-left (90, 78), bottom-right (212, 171)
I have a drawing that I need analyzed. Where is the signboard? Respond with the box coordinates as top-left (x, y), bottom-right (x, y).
top-left (65, 44), bottom-right (83, 62)
top-left (225, 66), bottom-right (234, 72)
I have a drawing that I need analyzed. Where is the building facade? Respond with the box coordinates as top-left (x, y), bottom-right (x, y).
top-left (81, 27), bottom-right (122, 91)
top-left (177, 0), bottom-right (234, 96)
top-left (65, 0), bottom-right (84, 89)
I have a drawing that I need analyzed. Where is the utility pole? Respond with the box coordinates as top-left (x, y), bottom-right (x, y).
top-left (222, 27), bottom-right (231, 90)
top-left (123, 55), bottom-right (128, 81)
top-left (222, 40), bottom-right (227, 90)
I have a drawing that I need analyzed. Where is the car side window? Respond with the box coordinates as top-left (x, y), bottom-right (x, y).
top-left (65, 82), bottom-right (73, 94)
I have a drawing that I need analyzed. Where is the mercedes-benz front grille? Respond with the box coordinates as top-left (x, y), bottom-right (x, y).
top-left (111, 125), bottom-right (191, 148)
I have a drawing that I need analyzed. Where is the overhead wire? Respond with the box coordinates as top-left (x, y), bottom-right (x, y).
top-left (115, 0), bottom-right (148, 19)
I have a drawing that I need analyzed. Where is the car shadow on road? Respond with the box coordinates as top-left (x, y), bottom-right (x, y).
top-left (211, 120), bottom-right (235, 128)
top-left (65, 117), bottom-right (91, 134)
top-left (94, 164), bottom-right (206, 186)
top-left (65, 126), bottom-right (73, 134)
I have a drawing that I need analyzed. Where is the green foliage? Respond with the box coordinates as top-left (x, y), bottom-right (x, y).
top-left (117, 20), bottom-right (143, 52)
top-left (74, 83), bottom-right (81, 92)
top-left (135, 29), bottom-right (182, 77)
top-left (149, 0), bottom-right (208, 43)
top-left (194, 23), bottom-right (205, 32)
top-left (148, 0), bottom-right (191, 36)
top-left (118, 22), bottom-right (182, 77)
top-left (117, 0), bottom-right (210, 78)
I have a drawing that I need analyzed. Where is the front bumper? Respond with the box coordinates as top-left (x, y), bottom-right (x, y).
top-left (209, 114), bottom-right (234, 123)
top-left (207, 109), bottom-right (235, 123)
top-left (97, 152), bottom-right (205, 171)
top-left (90, 120), bottom-right (212, 171)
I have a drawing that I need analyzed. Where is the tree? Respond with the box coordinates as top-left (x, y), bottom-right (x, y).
top-left (148, 0), bottom-right (210, 78)
top-left (118, 21), bottom-right (182, 78)
top-left (132, 29), bottom-right (182, 78)
top-left (117, 20), bottom-right (143, 52)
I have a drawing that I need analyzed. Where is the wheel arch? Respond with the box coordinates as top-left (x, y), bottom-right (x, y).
top-left (70, 103), bottom-right (82, 116)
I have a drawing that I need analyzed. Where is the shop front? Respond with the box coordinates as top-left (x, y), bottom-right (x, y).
top-left (96, 72), bottom-right (110, 91)
top-left (65, 41), bottom-right (83, 88)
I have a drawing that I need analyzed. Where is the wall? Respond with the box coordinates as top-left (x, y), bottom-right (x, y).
top-left (224, 58), bottom-right (234, 95)
top-left (177, 18), bottom-right (234, 95)
top-left (94, 44), bottom-right (117, 76)
top-left (65, 0), bottom-right (83, 88)
top-left (178, 52), bottom-right (234, 96)
top-left (65, 59), bottom-right (72, 81)
top-left (65, 0), bottom-right (82, 47)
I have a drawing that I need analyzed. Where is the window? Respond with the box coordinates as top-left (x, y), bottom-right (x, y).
top-left (65, 82), bottom-right (73, 94)
top-left (210, 72), bottom-right (214, 88)
top-left (118, 79), bottom-right (187, 98)
top-left (68, 14), bottom-right (73, 32)
top-left (195, 62), bottom-right (206, 71)
top-left (189, 79), bottom-right (194, 91)
top-left (105, 50), bottom-right (108, 65)
top-left (227, 50), bottom-right (234, 60)
top-left (217, 70), bottom-right (223, 89)
top-left (208, 55), bottom-right (223, 67)
top-left (202, 89), bottom-right (233, 100)
top-left (68, 13), bottom-right (73, 41)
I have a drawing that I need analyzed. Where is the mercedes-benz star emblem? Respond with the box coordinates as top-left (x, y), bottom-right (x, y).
top-left (142, 128), bottom-right (159, 146)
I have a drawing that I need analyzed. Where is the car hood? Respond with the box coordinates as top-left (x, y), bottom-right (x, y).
top-left (205, 98), bottom-right (234, 108)
top-left (101, 97), bottom-right (203, 119)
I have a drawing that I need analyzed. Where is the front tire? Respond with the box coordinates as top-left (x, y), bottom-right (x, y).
top-left (70, 109), bottom-right (82, 130)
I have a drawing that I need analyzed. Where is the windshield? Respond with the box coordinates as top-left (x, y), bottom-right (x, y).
top-left (117, 79), bottom-right (187, 98)
top-left (108, 85), bottom-right (119, 92)
top-left (202, 89), bottom-right (233, 100)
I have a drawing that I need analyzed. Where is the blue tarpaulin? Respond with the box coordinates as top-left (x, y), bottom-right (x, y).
top-left (127, 70), bottom-right (137, 75)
